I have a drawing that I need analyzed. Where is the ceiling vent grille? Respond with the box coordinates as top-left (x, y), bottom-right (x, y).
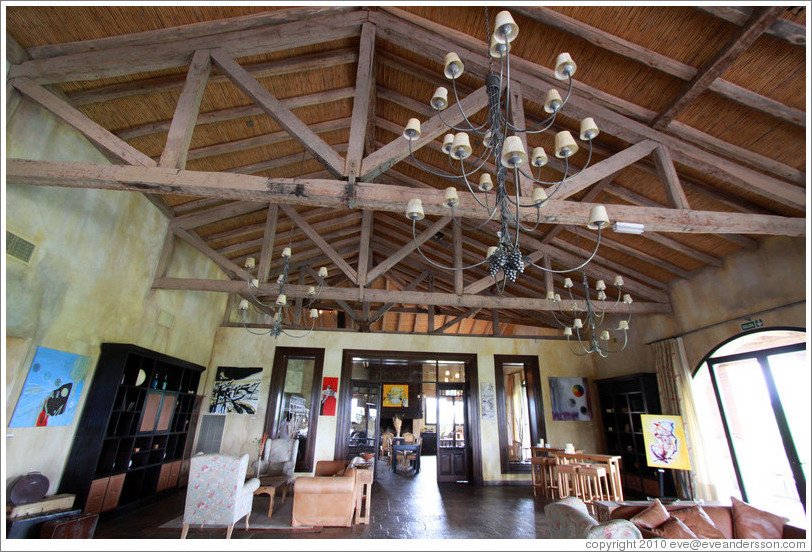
top-left (6, 231), bottom-right (36, 263)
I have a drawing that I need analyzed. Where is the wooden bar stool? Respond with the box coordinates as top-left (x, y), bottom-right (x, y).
top-left (555, 463), bottom-right (583, 499)
top-left (577, 464), bottom-right (611, 503)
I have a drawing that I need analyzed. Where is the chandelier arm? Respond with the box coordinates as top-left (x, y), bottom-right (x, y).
top-left (455, 143), bottom-right (499, 182)
top-left (549, 305), bottom-right (575, 328)
top-left (525, 227), bottom-right (603, 274)
top-left (407, 139), bottom-right (471, 179)
top-left (280, 315), bottom-right (317, 339)
top-left (571, 327), bottom-right (596, 355)
top-left (515, 205), bottom-right (543, 233)
top-left (240, 310), bottom-right (276, 336)
top-left (412, 219), bottom-right (490, 271)
top-left (566, 338), bottom-right (593, 357)
top-left (446, 78), bottom-right (491, 133)
top-left (519, 152), bottom-right (573, 186)
top-left (245, 275), bottom-right (280, 312)
top-left (449, 204), bottom-right (502, 232)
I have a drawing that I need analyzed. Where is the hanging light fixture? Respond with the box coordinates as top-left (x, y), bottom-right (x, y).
top-left (238, 248), bottom-right (327, 338)
top-left (549, 272), bottom-right (632, 357)
top-left (402, 9), bottom-right (614, 294)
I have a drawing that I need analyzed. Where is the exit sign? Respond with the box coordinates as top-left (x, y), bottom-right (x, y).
top-left (740, 319), bottom-right (764, 331)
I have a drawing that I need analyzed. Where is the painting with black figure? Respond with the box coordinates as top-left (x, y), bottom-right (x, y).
top-left (208, 366), bottom-right (262, 414)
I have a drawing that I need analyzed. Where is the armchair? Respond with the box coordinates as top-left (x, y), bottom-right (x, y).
top-left (251, 438), bottom-right (298, 481)
top-left (291, 461), bottom-right (358, 527)
top-left (180, 453), bottom-right (260, 539)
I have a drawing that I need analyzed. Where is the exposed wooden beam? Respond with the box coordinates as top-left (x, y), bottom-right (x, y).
top-left (153, 227), bottom-right (176, 283)
top-left (357, 210), bottom-right (374, 288)
top-left (554, 140), bottom-right (658, 200)
top-left (453, 221), bottom-right (463, 295)
top-left (171, 227), bottom-right (248, 281)
top-left (345, 22), bottom-right (377, 179)
top-left (336, 300), bottom-right (361, 324)
top-left (10, 9), bottom-right (366, 84)
top-left (696, 6), bottom-right (806, 47)
top-left (171, 201), bottom-right (265, 230)
top-left (366, 216), bottom-right (452, 284)
top-left (360, 86), bottom-right (488, 181)
top-left (434, 308), bottom-right (480, 333)
top-left (8, 160), bottom-right (805, 237)
top-left (653, 145), bottom-right (690, 210)
top-left (512, 6), bottom-right (804, 127)
top-left (159, 49), bottom-right (212, 170)
top-left (279, 204), bottom-right (358, 285)
top-left (492, 308), bottom-right (501, 336)
top-left (369, 271), bottom-right (430, 324)
top-left (69, 48), bottom-right (357, 106)
top-left (642, 232), bottom-right (722, 268)
top-left (372, 8), bottom-right (805, 211)
top-left (225, 143), bottom-right (348, 176)
top-left (210, 48), bottom-right (346, 178)
top-left (10, 77), bottom-right (156, 168)
top-left (257, 204), bottom-right (279, 284)
top-left (463, 250), bottom-right (545, 296)
top-left (651, 7), bottom-right (785, 130)
top-left (508, 82), bottom-right (533, 198)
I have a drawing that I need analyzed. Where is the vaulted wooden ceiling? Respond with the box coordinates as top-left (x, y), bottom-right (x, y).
top-left (5, 5), bottom-right (807, 337)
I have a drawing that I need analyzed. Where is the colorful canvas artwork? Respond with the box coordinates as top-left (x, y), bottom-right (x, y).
top-left (382, 384), bottom-right (409, 408)
top-left (641, 414), bottom-right (692, 470)
top-left (10, 346), bottom-right (91, 427)
top-left (549, 376), bottom-right (592, 421)
top-left (208, 366), bottom-right (262, 414)
top-left (320, 377), bottom-right (338, 416)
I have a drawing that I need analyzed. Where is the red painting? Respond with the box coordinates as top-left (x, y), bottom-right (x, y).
top-left (320, 377), bottom-right (338, 416)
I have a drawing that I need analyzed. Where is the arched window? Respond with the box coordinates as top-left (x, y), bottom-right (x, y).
top-left (693, 329), bottom-right (807, 526)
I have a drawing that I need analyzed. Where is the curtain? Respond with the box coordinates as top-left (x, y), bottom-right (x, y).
top-left (652, 337), bottom-right (717, 502)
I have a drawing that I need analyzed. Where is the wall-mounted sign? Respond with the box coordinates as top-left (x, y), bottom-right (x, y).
top-left (740, 319), bottom-right (764, 331)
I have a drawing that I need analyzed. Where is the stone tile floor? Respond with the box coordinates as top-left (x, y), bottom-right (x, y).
top-left (93, 456), bottom-right (554, 540)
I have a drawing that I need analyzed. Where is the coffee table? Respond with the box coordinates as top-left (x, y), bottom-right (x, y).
top-left (254, 476), bottom-right (292, 517)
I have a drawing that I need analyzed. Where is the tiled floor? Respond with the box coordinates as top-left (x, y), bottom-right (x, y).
top-left (93, 456), bottom-right (554, 539)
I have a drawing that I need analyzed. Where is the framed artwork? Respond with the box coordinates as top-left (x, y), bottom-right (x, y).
top-left (480, 382), bottom-right (496, 420)
top-left (641, 414), bottom-right (692, 470)
top-left (382, 384), bottom-right (409, 408)
top-left (549, 376), bottom-right (592, 421)
top-left (209, 366), bottom-right (262, 414)
top-left (320, 377), bottom-right (338, 416)
top-left (10, 346), bottom-right (91, 427)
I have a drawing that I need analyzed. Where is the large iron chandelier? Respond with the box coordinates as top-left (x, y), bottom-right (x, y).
top-left (238, 248), bottom-right (327, 338)
top-left (400, 9), bottom-right (631, 353)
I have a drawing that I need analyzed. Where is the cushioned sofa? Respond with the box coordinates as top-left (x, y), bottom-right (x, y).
top-left (291, 460), bottom-right (358, 527)
top-left (608, 498), bottom-right (806, 539)
top-left (545, 497), bottom-right (642, 539)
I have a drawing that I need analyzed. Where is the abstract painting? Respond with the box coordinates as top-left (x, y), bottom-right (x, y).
top-left (641, 414), bottom-right (692, 470)
top-left (209, 366), bottom-right (262, 414)
top-left (10, 346), bottom-right (90, 427)
top-left (382, 384), bottom-right (409, 408)
top-left (549, 376), bottom-right (592, 421)
top-left (320, 377), bottom-right (338, 416)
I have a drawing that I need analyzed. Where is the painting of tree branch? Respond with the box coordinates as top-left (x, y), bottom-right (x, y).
top-left (209, 366), bottom-right (262, 414)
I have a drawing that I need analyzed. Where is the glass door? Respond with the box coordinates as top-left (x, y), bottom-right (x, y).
top-left (348, 381), bottom-right (380, 474)
top-left (436, 383), bottom-right (468, 482)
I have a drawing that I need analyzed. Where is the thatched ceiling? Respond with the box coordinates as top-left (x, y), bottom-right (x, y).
top-left (5, 5), bottom-right (807, 337)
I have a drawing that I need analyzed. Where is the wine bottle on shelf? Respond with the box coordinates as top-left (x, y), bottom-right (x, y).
top-left (161, 375), bottom-right (168, 390)
top-left (151, 373), bottom-right (159, 389)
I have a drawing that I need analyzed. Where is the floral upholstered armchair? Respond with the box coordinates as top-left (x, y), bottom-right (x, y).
top-left (251, 438), bottom-right (298, 482)
top-left (181, 453), bottom-right (260, 539)
top-left (545, 496), bottom-right (642, 539)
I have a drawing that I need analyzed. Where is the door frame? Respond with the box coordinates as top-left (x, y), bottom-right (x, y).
top-left (336, 349), bottom-right (481, 484)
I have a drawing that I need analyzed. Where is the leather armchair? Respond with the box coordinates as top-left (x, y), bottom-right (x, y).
top-left (181, 453), bottom-right (260, 538)
top-left (291, 461), bottom-right (358, 527)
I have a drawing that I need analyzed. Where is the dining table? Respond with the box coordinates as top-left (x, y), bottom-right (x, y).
top-left (390, 443), bottom-right (420, 474)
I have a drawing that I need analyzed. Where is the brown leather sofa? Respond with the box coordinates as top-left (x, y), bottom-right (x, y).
top-left (608, 502), bottom-right (806, 539)
top-left (291, 461), bottom-right (358, 527)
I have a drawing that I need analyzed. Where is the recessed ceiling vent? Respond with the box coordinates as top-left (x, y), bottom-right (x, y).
top-left (6, 231), bottom-right (36, 263)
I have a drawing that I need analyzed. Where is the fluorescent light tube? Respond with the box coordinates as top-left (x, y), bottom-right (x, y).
top-left (612, 221), bottom-right (644, 234)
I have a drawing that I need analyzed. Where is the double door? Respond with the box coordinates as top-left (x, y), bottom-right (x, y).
top-left (436, 383), bottom-right (469, 482)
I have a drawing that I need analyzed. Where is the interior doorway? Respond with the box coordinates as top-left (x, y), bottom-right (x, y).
top-left (335, 350), bottom-right (480, 485)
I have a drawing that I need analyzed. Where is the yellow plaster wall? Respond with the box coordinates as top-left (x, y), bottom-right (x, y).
top-left (205, 328), bottom-right (603, 483)
top-left (594, 236), bottom-right (808, 379)
top-left (5, 99), bottom-right (227, 491)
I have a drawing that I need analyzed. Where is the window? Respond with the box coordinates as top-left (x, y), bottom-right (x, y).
top-left (494, 355), bottom-right (545, 473)
top-left (694, 330), bottom-right (807, 526)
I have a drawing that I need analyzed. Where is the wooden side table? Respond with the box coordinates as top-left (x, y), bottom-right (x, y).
top-left (254, 476), bottom-right (291, 518)
top-left (354, 467), bottom-right (374, 525)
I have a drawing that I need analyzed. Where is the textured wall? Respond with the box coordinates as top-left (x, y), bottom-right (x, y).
top-left (5, 98), bottom-right (227, 492)
top-left (594, 235), bottom-right (807, 379)
top-left (204, 328), bottom-right (601, 483)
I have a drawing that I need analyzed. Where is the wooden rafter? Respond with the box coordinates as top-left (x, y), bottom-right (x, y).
top-left (345, 22), bottom-right (377, 179)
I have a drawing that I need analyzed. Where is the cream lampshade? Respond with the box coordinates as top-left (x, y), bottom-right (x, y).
top-left (554, 131), bottom-right (579, 158)
top-left (554, 53), bottom-right (577, 80)
top-left (478, 173), bottom-right (494, 192)
top-left (587, 205), bottom-right (610, 229)
top-left (403, 118), bottom-right (421, 141)
top-left (443, 187), bottom-right (460, 208)
top-left (544, 89), bottom-right (562, 113)
top-left (444, 52), bottom-right (464, 79)
top-left (406, 198), bottom-right (425, 221)
top-left (451, 132), bottom-right (472, 160)
top-left (431, 87), bottom-right (449, 110)
top-left (531, 147), bottom-right (548, 167)
top-left (501, 136), bottom-right (527, 168)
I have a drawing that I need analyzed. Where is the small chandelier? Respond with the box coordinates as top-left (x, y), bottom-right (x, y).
top-left (402, 9), bottom-right (612, 294)
top-left (549, 272), bottom-right (633, 357)
top-left (238, 248), bottom-right (327, 338)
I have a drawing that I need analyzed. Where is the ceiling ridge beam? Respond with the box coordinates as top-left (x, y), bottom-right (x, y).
top-left (69, 48), bottom-right (358, 106)
top-left (372, 7), bottom-right (805, 210)
top-left (10, 9), bottom-right (367, 84)
top-left (696, 7), bottom-right (806, 47)
top-left (279, 204), bottom-right (358, 285)
top-left (210, 48), bottom-right (346, 178)
top-left (512, 6), bottom-right (804, 127)
top-left (9, 159), bottom-right (805, 237)
top-left (651, 6), bottom-right (785, 130)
